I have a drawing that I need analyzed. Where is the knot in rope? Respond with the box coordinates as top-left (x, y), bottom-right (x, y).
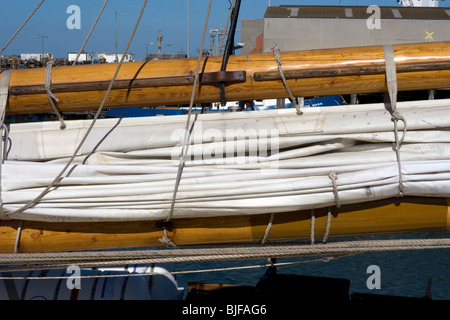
top-left (158, 229), bottom-right (177, 248)
top-left (328, 171), bottom-right (341, 208)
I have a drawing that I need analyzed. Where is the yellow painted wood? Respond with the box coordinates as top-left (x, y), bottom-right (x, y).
top-left (0, 197), bottom-right (448, 253)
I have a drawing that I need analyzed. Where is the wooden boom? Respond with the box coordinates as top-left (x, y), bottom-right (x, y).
top-left (2, 42), bottom-right (450, 114)
top-left (0, 197), bottom-right (448, 253)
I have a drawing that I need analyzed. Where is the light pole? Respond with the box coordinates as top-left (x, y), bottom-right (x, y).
top-left (187, 0), bottom-right (189, 58)
top-left (115, 11), bottom-right (125, 63)
top-left (146, 42), bottom-right (154, 60)
top-left (39, 35), bottom-right (48, 61)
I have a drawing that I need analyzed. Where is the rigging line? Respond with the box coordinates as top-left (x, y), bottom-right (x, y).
top-left (72, 0), bottom-right (109, 66)
top-left (5, 0), bottom-right (148, 218)
top-left (272, 45), bottom-right (303, 115)
top-left (0, 0), bottom-right (45, 56)
top-left (0, 256), bottom-right (346, 280)
top-left (384, 44), bottom-right (407, 197)
top-left (44, 61), bottom-right (66, 129)
top-left (125, 58), bottom-right (150, 101)
top-left (165, 0), bottom-right (213, 226)
top-left (218, 0), bottom-right (236, 55)
top-left (2, 239), bottom-right (448, 266)
top-left (219, 0), bottom-right (241, 106)
top-left (0, 70), bottom-right (12, 221)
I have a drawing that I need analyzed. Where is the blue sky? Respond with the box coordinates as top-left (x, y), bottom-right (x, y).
top-left (1, 0), bottom-right (449, 60)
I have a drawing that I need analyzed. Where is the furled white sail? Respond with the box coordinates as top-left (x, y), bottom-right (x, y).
top-left (1, 99), bottom-right (450, 222)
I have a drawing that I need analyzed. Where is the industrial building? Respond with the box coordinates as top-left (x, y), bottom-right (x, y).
top-left (241, 5), bottom-right (450, 55)
top-left (20, 53), bottom-right (53, 61)
top-left (96, 52), bottom-right (135, 63)
top-left (67, 52), bottom-right (94, 63)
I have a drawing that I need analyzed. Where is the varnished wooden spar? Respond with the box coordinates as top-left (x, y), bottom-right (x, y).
top-left (253, 62), bottom-right (450, 81)
top-left (0, 197), bottom-right (448, 253)
top-left (2, 42), bottom-right (450, 114)
top-left (10, 71), bottom-right (247, 95)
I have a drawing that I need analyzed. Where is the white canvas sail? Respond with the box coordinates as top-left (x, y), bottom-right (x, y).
top-left (1, 98), bottom-right (450, 222)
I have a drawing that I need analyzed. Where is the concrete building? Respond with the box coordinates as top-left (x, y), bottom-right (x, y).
top-left (241, 5), bottom-right (450, 55)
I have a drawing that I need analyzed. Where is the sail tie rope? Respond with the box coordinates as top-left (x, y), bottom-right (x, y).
top-left (4, 0), bottom-right (148, 220)
top-left (272, 45), bottom-right (303, 115)
top-left (13, 221), bottom-right (23, 254)
top-left (0, 0), bottom-right (45, 56)
top-left (310, 209), bottom-right (316, 244)
top-left (72, 0), bottom-right (109, 66)
top-left (160, 0), bottom-right (213, 247)
top-left (323, 208), bottom-right (332, 244)
top-left (44, 61), bottom-right (66, 129)
top-left (261, 213), bottom-right (275, 245)
top-left (158, 229), bottom-right (176, 248)
top-left (329, 171), bottom-right (341, 208)
top-left (310, 207), bottom-right (333, 245)
top-left (383, 45), bottom-right (407, 198)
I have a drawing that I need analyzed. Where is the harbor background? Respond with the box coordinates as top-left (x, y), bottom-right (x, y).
top-left (174, 230), bottom-right (450, 300)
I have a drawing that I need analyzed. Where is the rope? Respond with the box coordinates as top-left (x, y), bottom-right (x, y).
top-left (0, 238), bottom-right (448, 272)
top-left (323, 208), bottom-right (332, 244)
top-left (218, 0), bottom-right (236, 56)
top-left (329, 171), bottom-right (341, 208)
top-left (0, 70), bottom-right (12, 221)
top-left (219, 0), bottom-right (241, 105)
top-left (272, 45), bottom-right (303, 115)
top-left (311, 207), bottom-right (333, 244)
top-left (13, 221), bottom-right (23, 254)
top-left (161, 0), bottom-right (213, 247)
top-left (0, 0), bottom-right (45, 55)
top-left (72, 0), bottom-right (109, 66)
top-left (1, 123), bottom-right (9, 164)
top-left (261, 213), bottom-right (275, 244)
top-left (158, 229), bottom-right (176, 248)
top-left (44, 61), bottom-right (66, 129)
top-left (383, 45), bottom-right (407, 197)
top-left (3, 0), bottom-right (148, 220)
top-left (0, 257), bottom-right (342, 280)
